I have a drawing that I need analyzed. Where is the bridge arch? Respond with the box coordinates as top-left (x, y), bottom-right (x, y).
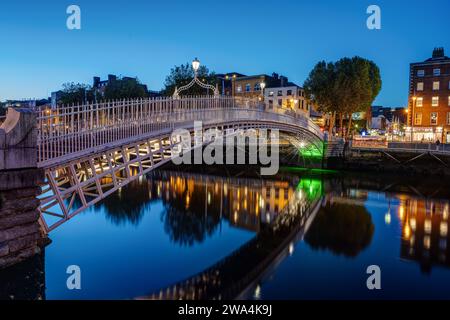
top-left (36, 96), bottom-right (324, 232)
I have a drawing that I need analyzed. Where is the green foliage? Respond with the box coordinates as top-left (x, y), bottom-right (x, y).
top-left (0, 103), bottom-right (6, 116)
top-left (59, 82), bottom-right (94, 105)
top-left (103, 77), bottom-right (148, 100)
top-left (304, 56), bottom-right (382, 116)
top-left (163, 62), bottom-right (218, 96)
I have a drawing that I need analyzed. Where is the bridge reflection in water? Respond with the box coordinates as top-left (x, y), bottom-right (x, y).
top-left (138, 169), bottom-right (323, 300)
top-left (2, 169), bottom-right (450, 300)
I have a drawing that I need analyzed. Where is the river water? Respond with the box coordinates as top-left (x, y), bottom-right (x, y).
top-left (1, 166), bottom-right (450, 300)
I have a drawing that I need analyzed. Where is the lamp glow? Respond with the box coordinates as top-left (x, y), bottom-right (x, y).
top-left (192, 58), bottom-right (200, 74)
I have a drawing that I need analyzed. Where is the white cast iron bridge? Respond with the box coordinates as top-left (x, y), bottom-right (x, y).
top-left (36, 96), bottom-right (324, 232)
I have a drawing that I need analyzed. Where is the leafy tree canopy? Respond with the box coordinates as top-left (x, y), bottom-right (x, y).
top-left (103, 77), bottom-right (148, 100)
top-left (59, 82), bottom-right (94, 105)
top-left (304, 56), bottom-right (382, 116)
top-left (163, 62), bottom-right (218, 96)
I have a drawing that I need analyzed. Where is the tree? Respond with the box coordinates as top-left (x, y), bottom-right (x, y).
top-left (162, 62), bottom-right (218, 96)
top-left (59, 82), bottom-right (94, 105)
top-left (303, 61), bottom-right (339, 135)
top-left (103, 77), bottom-right (148, 100)
top-left (304, 57), bottom-right (382, 137)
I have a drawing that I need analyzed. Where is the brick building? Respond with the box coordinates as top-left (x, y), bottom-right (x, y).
top-left (407, 48), bottom-right (450, 142)
top-left (232, 73), bottom-right (289, 99)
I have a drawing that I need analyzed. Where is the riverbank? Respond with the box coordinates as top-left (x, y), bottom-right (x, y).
top-left (325, 149), bottom-right (450, 176)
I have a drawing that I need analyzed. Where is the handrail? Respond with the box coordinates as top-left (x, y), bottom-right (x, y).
top-left (37, 97), bottom-right (323, 166)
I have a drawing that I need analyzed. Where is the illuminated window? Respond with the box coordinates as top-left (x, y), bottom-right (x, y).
top-left (268, 91), bottom-right (274, 97)
top-left (415, 113), bottom-right (422, 125)
top-left (447, 112), bottom-right (450, 125)
top-left (410, 218), bottom-right (417, 231)
top-left (417, 82), bottom-right (424, 91)
top-left (416, 97), bottom-right (423, 107)
top-left (432, 97), bottom-right (439, 107)
top-left (433, 68), bottom-right (441, 76)
top-left (237, 85), bottom-right (242, 93)
top-left (431, 112), bottom-right (438, 125)
top-left (441, 222), bottom-right (448, 237)
top-left (425, 220), bottom-right (432, 234)
top-left (448, 96), bottom-right (450, 106)
top-left (424, 236), bottom-right (431, 250)
top-left (417, 70), bottom-right (425, 77)
top-left (433, 81), bottom-right (440, 90)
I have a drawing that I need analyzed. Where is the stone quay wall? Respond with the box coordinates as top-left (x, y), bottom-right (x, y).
top-left (0, 169), bottom-right (45, 269)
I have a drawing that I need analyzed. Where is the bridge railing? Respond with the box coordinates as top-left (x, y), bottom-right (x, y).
top-left (37, 96), bottom-right (322, 167)
top-left (351, 141), bottom-right (450, 155)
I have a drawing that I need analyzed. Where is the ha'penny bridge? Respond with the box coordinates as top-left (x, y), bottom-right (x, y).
top-left (0, 96), bottom-right (324, 233)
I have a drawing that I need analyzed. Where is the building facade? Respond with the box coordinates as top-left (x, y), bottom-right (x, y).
top-left (216, 73), bottom-right (246, 96)
top-left (232, 73), bottom-right (290, 99)
top-left (264, 85), bottom-right (310, 117)
top-left (407, 48), bottom-right (450, 142)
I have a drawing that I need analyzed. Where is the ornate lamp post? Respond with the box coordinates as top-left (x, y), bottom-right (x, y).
top-left (173, 58), bottom-right (219, 98)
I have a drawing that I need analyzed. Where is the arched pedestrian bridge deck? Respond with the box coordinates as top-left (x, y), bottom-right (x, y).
top-left (35, 96), bottom-right (324, 232)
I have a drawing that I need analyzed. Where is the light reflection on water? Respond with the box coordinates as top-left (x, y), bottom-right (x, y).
top-left (1, 167), bottom-right (450, 300)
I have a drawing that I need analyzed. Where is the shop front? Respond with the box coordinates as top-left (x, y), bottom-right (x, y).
top-left (405, 127), bottom-right (444, 142)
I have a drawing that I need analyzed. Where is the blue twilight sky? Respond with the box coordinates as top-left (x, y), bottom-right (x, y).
top-left (0, 0), bottom-right (449, 106)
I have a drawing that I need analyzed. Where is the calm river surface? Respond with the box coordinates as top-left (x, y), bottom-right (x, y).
top-left (2, 166), bottom-right (450, 300)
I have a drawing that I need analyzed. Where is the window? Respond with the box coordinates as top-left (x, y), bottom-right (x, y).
top-left (268, 91), bottom-right (274, 97)
top-left (286, 100), bottom-right (292, 108)
top-left (417, 70), bottom-right (425, 77)
top-left (237, 85), bottom-right (242, 93)
top-left (287, 90), bottom-right (293, 96)
top-left (245, 84), bottom-right (251, 92)
top-left (433, 68), bottom-right (441, 76)
top-left (417, 82), bottom-right (424, 91)
top-left (415, 113), bottom-right (422, 125)
top-left (416, 97), bottom-right (423, 107)
top-left (432, 96), bottom-right (439, 107)
top-left (268, 100), bottom-right (273, 109)
top-left (277, 90), bottom-right (283, 96)
top-left (430, 112), bottom-right (438, 125)
top-left (447, 112), bottom-right (450, 125)
top-left (433, 81), bottom-right (440, 90)
top-left (254, 83), bottom-right (261, 91)
top-left (278, 99), bottom-right (282, 107)
top-left (448, 96), bottom-right (450, 106)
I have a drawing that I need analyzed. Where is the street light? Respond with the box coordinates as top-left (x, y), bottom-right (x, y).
top-left (260, 82), bottom-right (266, 100)
top-left (173, 57), bottom-right (219, 98)
top-left (192, 58), bottom-right (200, 75)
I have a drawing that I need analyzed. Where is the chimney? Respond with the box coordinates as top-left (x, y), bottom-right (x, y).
top-left (432, 47), bottom-right (444, 59)
top-left (272, 72), bottom-right (279, 80)
top-left (280, 76), bottom-right (288, 87)
top-left (108, 74), bottom-right (117, 83)
top-left (93, 77), bottom-right (100, 88)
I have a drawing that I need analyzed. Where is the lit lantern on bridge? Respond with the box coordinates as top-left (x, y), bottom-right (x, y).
top-left (192, 58), bottom-right (200, 74)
